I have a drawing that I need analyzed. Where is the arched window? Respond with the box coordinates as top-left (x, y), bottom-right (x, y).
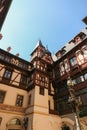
top-left (6, 118), bottom-right (22, 130)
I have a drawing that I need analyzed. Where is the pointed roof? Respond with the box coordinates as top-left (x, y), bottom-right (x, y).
top-left (30, 40), bottom-right (45, 55)
top-left (34, 40), bottom-right (44, 50)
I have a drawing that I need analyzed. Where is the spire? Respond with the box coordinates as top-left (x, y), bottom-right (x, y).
top-left (34, 40), bottom-right (43, 50)
top-left (31, 40), bottom-right (45, 55)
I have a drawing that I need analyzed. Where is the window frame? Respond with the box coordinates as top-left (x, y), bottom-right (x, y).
top-left (15, 94), bottom-right (24, 107)
top-left (70, 57), bottom-right (77, 67)
top-left (28, 94), bottom-right (31, 105)
top-left (3, 69), bottom-right (12, 79)
top-left (39, 87), bottom-right (44, 95)
top-left (0, 90), bottom-right (6, 103)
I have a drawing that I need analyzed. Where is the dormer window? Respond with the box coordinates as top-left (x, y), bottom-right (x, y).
top-left (56, 52), bottom-right (61, 59)
top-left (75, 36), bottom-right (82, 44)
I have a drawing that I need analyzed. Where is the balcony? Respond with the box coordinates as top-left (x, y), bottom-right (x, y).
top-left (49, 109), bottom-right (59, 115)
top-left (74, 80), bottom-right (87, 91)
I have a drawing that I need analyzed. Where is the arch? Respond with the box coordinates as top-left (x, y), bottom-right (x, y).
top-left (61, 117), bottom-right (74, 130)
top-left (62, 124), bottom-right (70, 130)
top-left (61, 117), bottom-right (74, 125)
top-left (6, 117), bottom-right (23, 130)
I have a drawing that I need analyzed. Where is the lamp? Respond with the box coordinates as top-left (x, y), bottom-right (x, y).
top-left (67, 77), bottom-right (81, 130)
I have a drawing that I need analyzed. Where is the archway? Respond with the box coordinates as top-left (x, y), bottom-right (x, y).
top-left (62, 124), bottom-right (70, 130)
top-left (6, 118), bottom-right (23, 130)
top-left (61, 117), bottom-right (74, 130)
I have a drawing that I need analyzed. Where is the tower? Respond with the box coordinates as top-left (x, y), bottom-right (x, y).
top-left (26, 40), bottom-right (61, 130)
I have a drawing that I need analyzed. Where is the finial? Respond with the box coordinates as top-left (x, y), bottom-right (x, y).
top-left (7, 46), bottom-right (11, 52)
top-left (16, 53), bottom-right (19, 57)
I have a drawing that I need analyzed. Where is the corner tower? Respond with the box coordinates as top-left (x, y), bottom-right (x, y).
top-left (26, 40), bottom-right (61, 130)
top-left (30, 40), bottom-right (54, 114)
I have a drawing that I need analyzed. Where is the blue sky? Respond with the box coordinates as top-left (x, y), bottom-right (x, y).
top-left (0, 0), bottom-right (87, 61)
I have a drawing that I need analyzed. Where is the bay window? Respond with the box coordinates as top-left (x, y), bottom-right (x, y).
top-left (76, 50), bottom-right (84, 65)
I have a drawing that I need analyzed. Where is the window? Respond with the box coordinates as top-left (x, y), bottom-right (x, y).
top-left (76, 75), bottom-right (84, 84)
top-left (75, 36), bottom-right (82, 44)
top-left (54, 67), bottom-right (60, 77)
top-left (0, 53), bottom-right (4, 60)
top-left (23, 64), bottom-right (28, 70)
top-left (0, 90), bottom-right (6, 103)
top-left (5, 56), bottom-right (11, 62)
top-left (73, 75), bottom-right (84, 84)
top-left (59, 62), bottom-right (65, 76)
top-left (36, 74), bottom-right (48, 87)
top-left (3, 69), bottom-right (12, 79)
top-left (0, 117), bottom-right (2, 125)
top-left (48, 100), bottom-right (50, 110)
top-left (73, 79), bottom-right (77, 85)
top-left (28, 95), bottom-right (31, 105)
top-left (64, 59), bottom-right (70, 72)
top-left (20, 75), bottom-right (27, 84)
top-left (16, 95), bottom-right (23, 107)
top-left (82, 45), bottom-right (87, 59)
top-left (56, 52), bottom-right (61, 59)
top-left (76, 50), bottom-right (84, 65)
top-left (70, 57), bottom-right (77, 66)
top-left (84, 73), bottom-right (87, 80)
top-left (18, 62), bottom-right (23, 68)
top-left (8, 118), bottom-right (21, 125)
top-left (39, 87), bottom-right (44, 95)
top-left (81, 93), bottom-right (87, 105)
